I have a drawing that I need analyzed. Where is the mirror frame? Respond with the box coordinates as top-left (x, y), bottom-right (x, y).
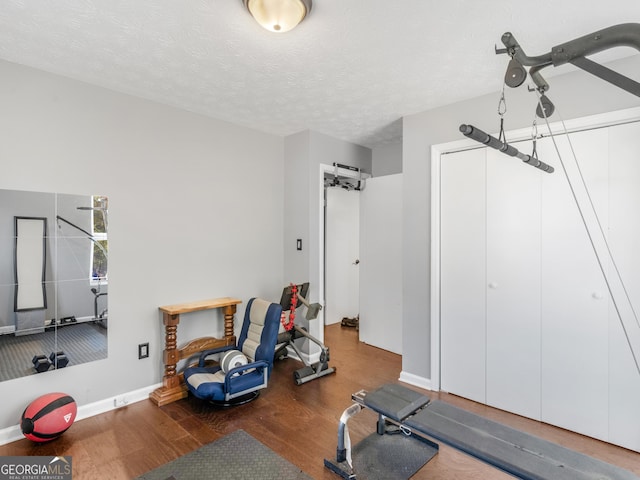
top-left (14, 216), bottom-right (48, 312)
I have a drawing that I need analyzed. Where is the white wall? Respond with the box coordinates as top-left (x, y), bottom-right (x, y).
top-left (401, 55), bottom-right (640, 385)
top-left (283, 131), bottom-right (310, 285)
top-left (372, 141), bottom-right (402, 176)
top-left (283, 130), bottom-right (371, 344)
top-left (0, 59), bottom-right (285, 429)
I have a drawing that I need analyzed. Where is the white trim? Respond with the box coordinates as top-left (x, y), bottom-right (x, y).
top-left (0, 383), bottom-right (161, 446)
top-left (0, 325), bottom-right (15, 335)
top-left (0, 425), bottom-right (22, 446)
top-left (399, 371), bottom-right (433, 391)
top-left (318, 163), bottom-right (327, 343)
top-left (0, 316), bottom-right (105, 333)
top-left (285, 346), bottom-right (321, 365)
top-left (430, 106), bottom-right (640, 394)
top-left (430, 144), bottom-right (442, 391)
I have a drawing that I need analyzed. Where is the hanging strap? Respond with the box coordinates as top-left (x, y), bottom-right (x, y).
top-left (497, 86), bottom-right (507, 144)
top-left (530, 116), bottom-right (539, 159)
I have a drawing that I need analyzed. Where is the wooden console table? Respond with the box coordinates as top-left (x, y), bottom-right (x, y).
top-left (149, 297), bottom-right (242, 406)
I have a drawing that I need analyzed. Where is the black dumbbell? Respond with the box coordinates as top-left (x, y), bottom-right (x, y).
top-left (49, 351), bottom-right (69, 368)
top-left (32, 355), bottom-right (52, 373)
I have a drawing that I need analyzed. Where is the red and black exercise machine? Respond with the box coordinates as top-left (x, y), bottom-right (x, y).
top-left (276, 282), bottom-right (336, 385)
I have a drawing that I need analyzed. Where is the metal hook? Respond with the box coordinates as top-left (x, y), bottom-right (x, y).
top-left (529, 115), bottom-right (540, 159)
top-left (498, 94), bottom-right (507, 117)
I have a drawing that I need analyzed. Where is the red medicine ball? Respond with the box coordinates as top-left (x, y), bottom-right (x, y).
top-left (21, 392), bottom-right (77, 442)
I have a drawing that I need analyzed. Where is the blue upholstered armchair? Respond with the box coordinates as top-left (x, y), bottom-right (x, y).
top-left (184, 298), bottom-right (282, 405)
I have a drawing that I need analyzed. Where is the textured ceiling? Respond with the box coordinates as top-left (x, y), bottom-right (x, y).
top-left (0, 0), bottom-right (639, 148)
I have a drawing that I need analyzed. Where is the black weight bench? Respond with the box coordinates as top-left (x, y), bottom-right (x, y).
top-left (325, 383), bottom-right (639, 480)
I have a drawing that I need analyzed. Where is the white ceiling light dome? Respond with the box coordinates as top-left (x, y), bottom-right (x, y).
top-left (243, 0), bottom-right (312, 33)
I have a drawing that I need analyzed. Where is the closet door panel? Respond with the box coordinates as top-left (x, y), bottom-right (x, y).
top-left (440, 148), bottom-right (486, 403)
top-left (608, 122), bottom-right (640, 451)
top-left (485, 145), bottom-right (541, 420)
top-left (539, 130), bottom-right (609, 441)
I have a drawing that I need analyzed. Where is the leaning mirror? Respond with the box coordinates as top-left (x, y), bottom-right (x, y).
top-left (0, 189), bottom-right (108, 381)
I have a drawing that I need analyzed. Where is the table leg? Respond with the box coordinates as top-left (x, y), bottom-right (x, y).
top-left (150, 313), bottom-right (187, 406)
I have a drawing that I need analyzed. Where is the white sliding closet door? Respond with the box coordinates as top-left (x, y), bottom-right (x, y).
top-left (608, 122), bottom-right (640, 451)
top-left (538, 130), bottom-right (610, 441)
top-left (438, 116), bottom-right (640, 453)
top-left (485, 144), bottom-right (541, 420)
top-left (440, 148), bottom-right (486, 403)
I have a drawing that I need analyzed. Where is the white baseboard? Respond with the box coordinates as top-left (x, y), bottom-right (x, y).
top-left (0, 424), bottom-right (23, 446)
top-left (0, 325), bottom-right (15, 335)
top-left (399, 371), bottom-right (433, 391)
top-left (283, 345), bottom-right (321, 365)
top-left (0, 316), bottom-right (99, 335)
top-left (75, 383), bottom-right (162, 421)
top-left (0, 383), bottom-right (161, 446)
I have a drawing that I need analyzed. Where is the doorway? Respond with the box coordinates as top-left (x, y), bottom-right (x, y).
top-left (324, 185), bottom-right (360, 326)
top-left (319, 164), bottom-right (369, 335)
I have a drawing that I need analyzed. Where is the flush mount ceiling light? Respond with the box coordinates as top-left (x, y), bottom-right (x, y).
top-left (243, 0), bottom-right (312, 33)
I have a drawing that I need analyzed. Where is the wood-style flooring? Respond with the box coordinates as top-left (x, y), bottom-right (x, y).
top-left (1, 323), bottom-right (639, 479)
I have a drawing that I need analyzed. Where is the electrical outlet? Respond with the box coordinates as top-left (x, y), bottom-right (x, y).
top-left (138, 342), bottom-right (149, 359)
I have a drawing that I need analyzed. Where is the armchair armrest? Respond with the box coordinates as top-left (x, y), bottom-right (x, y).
top-left (197, 345), bottom-right (237, 367)
top-left (224, 359), bottom-right (269, 391)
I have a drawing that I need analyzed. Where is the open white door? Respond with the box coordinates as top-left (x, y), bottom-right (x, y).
top-left (359, 174), bottom-right (403, 354)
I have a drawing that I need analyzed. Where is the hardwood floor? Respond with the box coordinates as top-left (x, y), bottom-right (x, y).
top-left (2, 323), bottom-right (639, 479)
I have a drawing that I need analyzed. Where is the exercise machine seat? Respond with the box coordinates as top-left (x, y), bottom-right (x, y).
top-left (183, 298), bottom-right (282, 404)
